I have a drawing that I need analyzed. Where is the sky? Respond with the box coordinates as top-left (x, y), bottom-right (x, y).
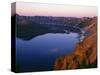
top-left (13, 2), bottom-right (97, 17)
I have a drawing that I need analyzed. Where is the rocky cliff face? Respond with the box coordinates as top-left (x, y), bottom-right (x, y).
top-left (54, 17), bottom-right (97, 70)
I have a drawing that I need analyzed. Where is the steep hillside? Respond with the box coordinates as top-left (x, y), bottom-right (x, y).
top-left (54, 17), bottom-right (97, 70)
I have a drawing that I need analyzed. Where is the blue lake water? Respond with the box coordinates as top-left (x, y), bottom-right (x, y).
top-left (16, 32), bottom-right (80, 72)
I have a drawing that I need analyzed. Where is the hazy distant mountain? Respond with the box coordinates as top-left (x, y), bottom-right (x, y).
top-left (12, 14), bottom-right (95, 40)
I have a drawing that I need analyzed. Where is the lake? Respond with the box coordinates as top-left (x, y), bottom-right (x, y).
top-left (16, 32), bottom-right (81, 72)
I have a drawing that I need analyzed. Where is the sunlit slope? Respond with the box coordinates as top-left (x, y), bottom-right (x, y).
top-left (54, 17), bottom-right (97, 70)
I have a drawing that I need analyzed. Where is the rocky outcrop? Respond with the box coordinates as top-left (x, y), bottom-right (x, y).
top-left (54, 17), bottom-right (97, 70)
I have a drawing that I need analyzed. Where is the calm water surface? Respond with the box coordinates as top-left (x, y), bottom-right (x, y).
top-left (16, 32), bottom-right (80, 72)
